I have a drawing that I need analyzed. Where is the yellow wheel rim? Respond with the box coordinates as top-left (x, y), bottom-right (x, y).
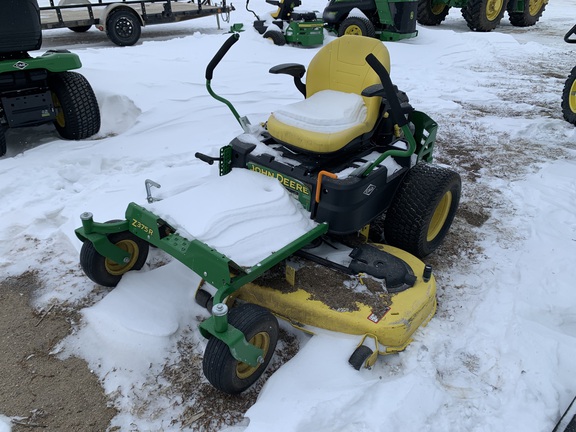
top-left (344, 25), bottom-right (363, 36)
top-left (432, 4), bottom-right (446, 14)
top-left (528, 0), bottom-right (545, 16)
top-left (570, 79), bottom-right (576, 114)
top-left (52, 93), bottom-right (65, 127)
top-left (104, 239), bottom-right (139, 276)
top-left (236, 331), bottom-right (270, 380)
top-left (427, 191), bottom-right (452, 242)
top-left (486, 0), bottom-right (504, 21)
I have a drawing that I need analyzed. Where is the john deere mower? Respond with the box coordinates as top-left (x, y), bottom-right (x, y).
top-left (0, 0), bottom-right (100, 157)
top-left (562, 24), bottom-right (576, 126)
top-left (247, 0), bottom-right (419, 46)
top-left (75, 34), bottom-right (461, 394)
top-left (417, 0), bottom-right (548, 32)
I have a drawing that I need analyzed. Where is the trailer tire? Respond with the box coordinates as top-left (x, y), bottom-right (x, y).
top-left (0, 126), bottom-right (6, 157)
top-left (462, 0), bottom-right (508, 32)
top-left (562, 66), bottom-right (576, 126)
top-left (507, 0), bottom-right (546, 27)
top-left (106, 8), bottom-right (142, 46)
top-left (49, 71), bottom-right (101, 140)
top-left (384, 163), bottom-right (461, 258)
top-left (263, 30), bottom-right (286, 46)
top-left (68, 25), bottom-right (92, 32)
top-left (203, 303), bottom-right (279, 394)
top-left (338, 17), bottom-right (376, 38)
top-left (349, 345), bottom-right (374, 370)
top-left (80, 230), bottom-right (150, 287)
top-left (417, 0), bottom-right (451, 26)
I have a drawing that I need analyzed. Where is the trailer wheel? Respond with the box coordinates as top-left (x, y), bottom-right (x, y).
top-left (417, 0), bottom-right (451, 26)
top-left (384, 163), bottom-right (461, 258)
top-left (80, 230), bottom-right (150, 287)
top-left (349, 345), bottom-right (374, 371)
top-left (507, 0), bottom-right (546, 27)
top-left (0, 126), bottom-right (6, 157)
top-left (562, 66), bottom-right (576, 126)
top-left (263, 30), bottom-right (286, 46)
top-left (106, 8), bottom-right (142, 46)
top-left (68, 25), bottom-right (92, 32)
top-left (203, 303), bottom-right (279, 394)
top-left (462, 0), bottom-right (508, 32)
top-left (49, 71), bottom-right (101, 140)
top-left (338, 17), bottom-right (376, 38)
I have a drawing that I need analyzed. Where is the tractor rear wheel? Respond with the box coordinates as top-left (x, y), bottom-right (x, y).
top-left (417, 0), bottom-right (451, 26)
top-left (80, 230), bottom-right (150, 287)
top-left (49, 71), bottom-right (100, 140)
top-left (562, 66), bottom-right (576, 126)
top-left (384, 163), bottom-right (461, 258)
top-left (507, 0), bottom-right (546, 27)
top-left (203, 303), bottom-right (279, 394)
top-left (462, 0), bottom-right (508, 32)
top-left (263, 30), bottom-right (286, 46)
top-left (0, 126), bottom-right (6, 157)
top-left (338, 17), bottom-right (376, 38)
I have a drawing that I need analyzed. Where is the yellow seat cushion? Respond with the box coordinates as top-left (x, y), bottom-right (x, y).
top-left (267, 35), bottom-right (391, 154)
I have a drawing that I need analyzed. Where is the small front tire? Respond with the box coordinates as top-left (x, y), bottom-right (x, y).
top-left (338, 17), bottom-right (376, 38)
top-left (562, 66), bottom-right (576, 126)
top-left (263, 30), bottom-right (286, 46)
top-left (349, 345), bottom-right (374, 370)
top-left (80, 231), bottom-right (150, 287)
top-left (202, 303), bottom-right (279, 394)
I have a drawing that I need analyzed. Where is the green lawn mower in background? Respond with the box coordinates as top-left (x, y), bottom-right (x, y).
top-left (417, 0), bottom-right (548, 32)
top-left (0, 0), bottom-right (100, 157)
top-left (246, 0), bottom-right (419, 47)
top-left (562, 24), bottom-right (576, 126)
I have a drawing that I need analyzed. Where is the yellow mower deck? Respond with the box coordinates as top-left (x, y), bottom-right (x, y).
top-left (230, 244), bottom-right (436, 354)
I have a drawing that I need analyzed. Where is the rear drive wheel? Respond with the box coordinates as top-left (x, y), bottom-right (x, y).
top-left (462, 0), bottom-right (508, 31)
top-left (338, 17), bottom-right (376, 38)
top-left (106, 9), bottom-right (141, 46)
top-left (203, 303), bottom-right (279, 394)
top-left (49, 71), bottom-right (100, 140)
top-left (384, 163), bottom-right (461, 258)
top-left (417, 0), bottom-right (451, 26)
top-left (507, 0), bottom-right (546, 27)
top-left (80, 230), bottom-right (150, 287)
top-left (263, 30), bottom-right (286, 46)
top-left (0, 126), bottom-right (6, 157)
top-left (562, 67), bottom-right (576, 126)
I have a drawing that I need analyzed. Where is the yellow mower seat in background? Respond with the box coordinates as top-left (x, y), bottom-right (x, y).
top-left (267, 35), bottom-right (391, 154)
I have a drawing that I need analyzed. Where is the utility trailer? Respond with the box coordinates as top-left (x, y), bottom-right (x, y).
top-left (39, 0), bottom-right (233, 46)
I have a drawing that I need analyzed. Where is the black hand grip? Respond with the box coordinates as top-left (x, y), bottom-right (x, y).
top-left (365, 53), bottom-right (408, 127)
top-left (565, 24), bottom-right (576, 43)
top-left (205, 33), bottom-right (240, 80)
top-left (195, 152), bottom-right (217, 165)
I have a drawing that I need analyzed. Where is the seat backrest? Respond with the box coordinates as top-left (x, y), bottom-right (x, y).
top-left (0, 0), bottom-right (42, 56)
top-left (305, 35), bottom-right (391, 126)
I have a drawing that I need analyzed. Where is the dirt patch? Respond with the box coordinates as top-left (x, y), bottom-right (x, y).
top-left (0, 271), bottom-right (116, 431)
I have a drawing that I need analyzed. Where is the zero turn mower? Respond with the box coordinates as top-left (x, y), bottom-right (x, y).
top-left (75, 34), bottom-right (461, 394)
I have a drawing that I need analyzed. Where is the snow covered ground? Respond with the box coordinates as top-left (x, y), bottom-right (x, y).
top-left (1, 0), bottom-right (576, 430)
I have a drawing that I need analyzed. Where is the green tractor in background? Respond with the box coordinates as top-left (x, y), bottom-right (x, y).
top-left (249, 0), bottom-right (419, 46)
top-left (417, 0), bottom-right (547, 32)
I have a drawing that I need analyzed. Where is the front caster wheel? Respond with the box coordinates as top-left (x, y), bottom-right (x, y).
top-left (349, 345), bottom-right (374, 370)
top-left (202, 303), bottom-right (279, 394)
top-left (79, 230), bottom-right (150, 287)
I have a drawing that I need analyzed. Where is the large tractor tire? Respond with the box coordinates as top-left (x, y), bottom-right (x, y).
top-left (338, 17), bottom-right (376, 38)
top-left (0, 126), bottom-right (6, 157)
top-left (384, 163), bottom-right (461, 258)
top-left (80, 230), bottom-right (150, 287)
top-left (203, 303), bottom-right (279, 394)
top-left (49, 71), bottom-right (101, 140)
top-left (462, 0), bottom-right (508, 32)
top-left (417, 0), bottom-right (451, 26)
top-left (507, 0), bottom-right (546, 27)
top-left (106, 8), bottom-right (142, 46)
top-left (562, 66), bottom-right (576, 126)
